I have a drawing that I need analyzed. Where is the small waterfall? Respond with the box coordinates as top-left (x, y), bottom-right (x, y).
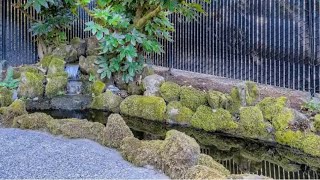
top-left (65, 64), bottom-right (80, 80)
top-left (65, 64), bottom-right (82, 95)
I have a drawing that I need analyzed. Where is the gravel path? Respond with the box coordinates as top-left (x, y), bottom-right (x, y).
top-left (0, 128), bottom-right (168, 179)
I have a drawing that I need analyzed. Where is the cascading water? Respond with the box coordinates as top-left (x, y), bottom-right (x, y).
top-left (65, 64), bottom-right (82, 95)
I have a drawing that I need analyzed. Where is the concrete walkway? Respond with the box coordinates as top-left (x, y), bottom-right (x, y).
top-left (0, 128), bottom-right (168, 179)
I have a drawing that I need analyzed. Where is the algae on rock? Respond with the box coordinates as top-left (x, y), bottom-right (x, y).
top-left (166, 101), bottom-right (194, 124)
top-left (160, 82), bottom-right (181, 102)
top-left (180, 86), bottom-right (207, 111)
top-left (191, 105), bottom-right (238, 132)
top-left (120, 95), bottom-right (166, 121)
top-left (90, 90), bottom-right (123, 112)
top-left (0, 87), bottom-right (13, 107)
top-left (104, 114), bottom-right (134, 148)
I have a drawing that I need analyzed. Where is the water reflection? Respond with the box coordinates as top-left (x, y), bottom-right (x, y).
top-left (32, 109), bottom-right (320, 179)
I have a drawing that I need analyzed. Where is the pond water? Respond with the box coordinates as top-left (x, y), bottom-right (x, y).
top-left (30, 109), bottom-right (320, 179)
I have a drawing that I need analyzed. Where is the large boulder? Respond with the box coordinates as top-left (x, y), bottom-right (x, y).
top-left (12, 112), bottom-right (53, 130)
top-left (120, 95), bottom-right (166, 121)
top-left (160, 81), bottom-right (181, 102)
top-left (0, 100), bottom-right (27, 127)
top-left (90, 90), bottom-right (123, 112)
top-left (18, 71), bottom-right (45, 98)
top-left (142, 74), bottom-right (165, 96)
top-left (191, 105), bottom-right (238, 132)
top-left (47, 118), bottom-right (105, 144)
top-left (166, 101), bottom-right (194, 124)
top-left (104, 114), bottom-right (134, 148)
top-left (161, 130), bottom-right (201, 179)
top-left (45, 73), bottom-right (68, 98)
top-left (180, 86), bottom-right (207, 111)
top-left (86, 36), bottom-right (100, 56)
top-left (0, 87), bottom-right (13, 107)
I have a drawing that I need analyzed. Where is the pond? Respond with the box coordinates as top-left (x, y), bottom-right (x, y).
top-left (30, 109), bottom-right (320, 179)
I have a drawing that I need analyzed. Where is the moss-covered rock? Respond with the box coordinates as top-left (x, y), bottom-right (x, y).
top-left (90, 90), bottom-right (123, 112)
top-left (272, 108), bottom-right (294, 131)
top-left (257, 97), bottom-right (288, 121)
top-left (142, 74), bottom-right (165, 96)
top-left (12, 112), bottom-right (54, 130)
top-left (92, 80), bottom-right (105, 96)
top-left (238, 106), bottom-right (269, 139)
top-left (197, 154), bottom-right (230, 176)
top-left (45, 73), bottom-right (68, 98)
top-left (185, 165), bottom-right (226, 179)
top-left (47, 57), bottom-right (66, 75)
top-left (275, 130), bottom-right (304, 149)
top-left (0, 87), bottom-right (13, 107)
top-left (191, 105), bottom-right (238, 132)
top-left (301, 133), bottom-right (320, 157)
top-left (229, 87), bottom-right (242, 114)
top-left (314, 114), bottom-right (320, 132)
top-left (18, 71), bottom-right (45, 98)
top-left (0, 100), bottom-right (27, 127)
top-left (180, 86), bottom-right (207, 111)
top-left (245, 81), bottom-right (259, 105)
top-left (104, 114), bottom-right (134, 148)
top-left (127, 81), bottom-right (143, 95)
top-left (161, 130), bottom-right (201, 179)
top-left (160, 82), bottom-right (181, 102)
top-left (39, 55), bottom-right (54, 69)
top-left (207, 90), bottom-right (233, 110)
top-left (47, 118), bottom-right (105, 144)
top-left (120, 95), bottom-right (166, 121)
top-left (120, 137), bottom-right (163, 168)
top-left (166, 101), bottom-right (194, 124)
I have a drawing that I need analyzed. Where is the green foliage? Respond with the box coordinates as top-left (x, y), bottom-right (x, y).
top-left (0, 67), bottom-right (20, 90)
top-left (301, 98), bottom-right (320, 114)
top-left (81, 0), bottom-right (209, 82)
top-left (20, 0), bottom-right (76, 46)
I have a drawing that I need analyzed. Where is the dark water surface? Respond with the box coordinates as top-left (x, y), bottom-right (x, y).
top-left (30, 109), bottom-right (320, 179)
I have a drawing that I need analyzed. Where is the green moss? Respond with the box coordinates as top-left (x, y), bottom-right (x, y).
top-left (160, 82), bottom-right (181, 102)
top-left (245, 81), bottom-right (259, 105)
top-left (207, 90), bottom-right (233, 110)
top-left (12, 112), bottom-right (54, 130)
top-left (191, 105), bottom-right (238, 132)
top-left (18, 71), bottom-right (45, 98)
top-left (314, 114), bottom-right (320, 132)
top-left (0, 87), bottom-right (13, 107)
top-left (229, 87), bottom-right (242, 114)
top-left (39, 55), bottom-right (54, 68)
top-left (197, 154), bottom-right (230, 176)
top-left (301, 133), bottom-right (320, 157)
top-left (92, 80), bottom-right (105, 96)
top-left (47, 57), bottom-right (66, 75)
top-left (90, 90), bottom-right (123, 112)
top-left (257, 97), bottom-right (288, 121)
top-left (45, 73), bottom-right (68, 98)
top-left (0, 100), bottom-right (27, 127)
top-left (238, 106), bottom-right (269, 139)
top-left (120, 95), bottom-right (166, 121)
top-left (275, 130), bottom-right (304, 149)
top-left (272, 108), bottom-right (294, 131)
top-left (166, 101), bottom-right (194, 124)
top-left (180, 86), bottom-right (207, 111)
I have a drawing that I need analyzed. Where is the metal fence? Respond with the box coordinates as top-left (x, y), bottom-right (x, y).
top-left (1, 0), bottom-right (320, 93)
